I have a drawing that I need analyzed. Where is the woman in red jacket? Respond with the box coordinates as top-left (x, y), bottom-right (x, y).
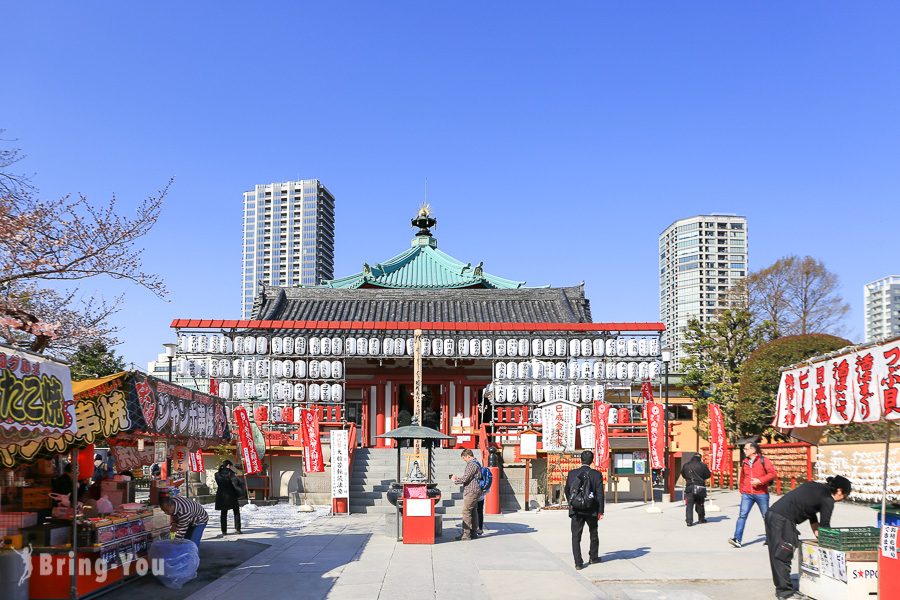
top-left (729, 441), bottom-right (777, 548)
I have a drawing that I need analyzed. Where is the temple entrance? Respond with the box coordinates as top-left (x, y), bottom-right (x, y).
top-left (397, 383), bottom-right (444, 431)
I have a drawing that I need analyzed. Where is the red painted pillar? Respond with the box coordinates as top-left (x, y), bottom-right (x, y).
top-left (485, 466), bottom-right (501, 514)
top-left (376, 384), bottom-right (386, 448)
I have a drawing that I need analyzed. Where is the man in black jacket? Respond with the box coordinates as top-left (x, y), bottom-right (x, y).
top-left (681, 454), bottom-right (711, 526)
top-left (565, 450), bottom-right (605, 570)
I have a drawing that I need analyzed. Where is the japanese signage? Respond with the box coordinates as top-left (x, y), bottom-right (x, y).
top-left (172, 445), bottom-right (189, 471)
top-left (234, 406), bottom-right (262, 474)
top-left (110, 445), bottom-right (171, 470)
top-left (154, 441), bottom-right (167, 464)
top-left (188, 450), bottom-right (205, 473)
top-left (774, 339), bottom-right (900, 428)
top-left (131, 375), bottom-right (228, 440)
top-left (540, 399), bottom-right (577, 452)
top-left (883, 525), bottom-right (898, 560)
top-left (519, 431), bottom-right (538, 458)
top-left (0, 347), bottom-right (76, 436)
top-left (640, 379), bottom-right (655, 403)
top-left (330, 429), bottom-right (349, 499)
top-left (646, 401), bottom-right (665, 470)
top-left (708, 403), bottom-right (729, 472)
top-left (592, 403), bottom-right (611, 471)
top-left (300, 409), bottom-right (324, 472)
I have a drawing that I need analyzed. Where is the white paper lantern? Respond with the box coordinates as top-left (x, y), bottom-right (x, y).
top-left (309, 383), bottom-right (321, 402)
top-left (605, 339), bottom-right (615, 356)
top-left (481, 339), bottom-right (493, 356)
top-left (531, 339), bottom-right (543, 357)
top-left (309, 360), bottom-right (320, 379)
top-left (200, 335), bottom-right (211, 353)
top-left (616, 337), bottom-right (627, 357)
top-left (346, 337), bottom-right (357, 355)
top-left (506, 361), bottom-right (518, 379)
top-left (294, 406), bottom-right (304, 421)
top-left (320, 360), bottom-right (332, 379)
top-left (294, 383), bottom-right (306, 402)
top-left (495, 385), bottom-right (506, 403)
top-left (219, 381), bottom-right (230, 400)
top-left (223, 337), bottom-right (234, 354)
top-left (593, 338), bottom-right (604, 357)
top-left (272, 360), bottom-right (283, 378)
top-left (608, 409), bottom-right (618, 424)
top-left (358, 338), bottom-right (369, 355)
top-left (444, 339), bottom-right (454, 356)
top-left (592, 385), bottom-right (604, 401)
top-left (332, 361), bottom-right (343, 379)
top-left (605, 361), bottom-right (616, 379)
top-left (638, 339), bottom-right (648, 357)
top-left (258, 336), bottom-right (269, 354)
top-left (186, 335), bottom-right (197, 353)
top-left (592, 360), bottom-right (603, 379)
top-left (555, 385), bottom-right (567, 401)
top-left (256, 382), bottom-right (269, 399)
top-left (367, 338), bottom-right (379, 355)
top-left (217, 359), bottom-right (229, 377)
top-left (495, 362), bottom-right (506, 380)
top-left (309, 337), bottom-right (321, 355)
top-left (332, 337), bottom-right (343, 355)
top-left (555, 339), bottom-right (567, 357)
top-left (555, 361), bottom-right (567, 379)
top-left (232, 382), bottom-right (242, 400)
top-left (627, 338), bottom-right (639, 357)
top-left (518, 385), bottom-right (529, 404)
top-left (394, 338), bottom-right (405, 355)
top-left (518, 339), bottom-right (529, 357)
top-left (283, 359), bottom-right (294, 379)
top-left (295, 337), bottom-right (307, 355)
top-left (178, 335), bottom-right (189, 352)
top-left (569, 339), bottom-right (581, 357)
top-left (232, 336), bottom-right (243, 354)
top-left (569, 385), bottom-right (580, 403)
top-left (544, 338), bottom-right (555, 357)
top-left (533, 361), bottom-right (545, 379)
top-left (380, 338), bottom-right (391, 356)
top-left (542, 384), bottom-right (553, 402)
top-left (459, 338), bottom-right (470, 356)
top-left (508, 385), bottom-right (517, 403)
top-left (320, 337), bottom-right (331, 356)
top-left (254, 359), bottom-right (266, 378)
top-left (581, 362), bottom-right (592, 379)
top-left (421, 338), bottom-right (431, 356)
top-left (295, 360), bottom-right (307, 378)
top-left (241, 335), bottom-right (253, 354)
top-left (532, 385), bottom-right (544, 404)
top-left (405, 338), bottom-right (414, 356)
top-left (627, 362), bottom-right (639, 380)
top-left (519, 362), bottom-right (532, 379)
top-left (283, 336), bottom-right (294, 355)
top-left (432, 338), bottom-right (444, 356)
top-left (468, 339), bottom-right (480, 357)
top-left (496, 339), bottom-right (507, 357)
top-left (209, 336), bottom-right (220, 354)
top-left (649, 361), bottom-right (660, 379)
top-left (231, 358), bottom-right (242, 377)
top-left (638, 362), bottom-right (649, 379)
top-left (580, 408), bottom-right (592, 424)
top-left (616, 362), bottom-right (628, 380)
top-left (331, 383), bottom-right (343, 402)
top-left (176, 358), bottom-right (188, 376)
top-left (320, 384), bottom-right (331, 402)
top-left (580, 339), bottom-right (592, 357)
top-left (272, 337), bottom-right (283, 354)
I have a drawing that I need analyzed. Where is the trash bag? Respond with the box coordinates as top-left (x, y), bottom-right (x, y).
top-left (148, 538), bottom-right (200, 589)
top-left (96, 496), bottom-right (114, 514)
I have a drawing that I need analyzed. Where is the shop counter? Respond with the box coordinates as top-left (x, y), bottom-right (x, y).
top-left (798, 540), bottom-right (878, 600)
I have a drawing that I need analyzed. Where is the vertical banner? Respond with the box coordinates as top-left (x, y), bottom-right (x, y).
top-left (154, 441), bottom-right (167, 464)
top-left (172, 445), bottom-right (189, 472)
top-left (592, 402), bottom-right (611, 471)
top-left (640, 379), bottom-right (655, 403)
top-left (234, 405), bottom-right (262, 474)
top-left (330, 429), bottom-right (349, 499)
top-left (300, 409), bottom-right (324, 473)
top-left (708, 403), bottom-right (728, 473)
top-left (189, 450), bottom-right (205, 473)
top-left (646, 401), bottom-right (665, 470)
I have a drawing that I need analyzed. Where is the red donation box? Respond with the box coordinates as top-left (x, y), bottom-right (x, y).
top-left (402, 484), bottom-right (435, 544)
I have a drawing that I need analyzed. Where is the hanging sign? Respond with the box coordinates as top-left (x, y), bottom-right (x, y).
top-left (172, 445), bottom-right (189, 472)
top-left (540, 399), bottom-right (578, 452)
top-left (883, 525), bottom-right (898, 560)
top-left (234, 406), bottom-right (262, 474)
top-left (708, 403), bottom-right (729, 472)
top-left (593, 402), bottom-right (611, 470)
top-left (774, 339), bottom-right (900, 429)
top-left (300, 409), bottom-right (324, 472)
top-left (154, 441), bottom-right (167, 464)
top-left (640, 379), bottom-right (655, 403)
top-left (188, 450), bottom-right (205, 473)
top-left (646, 401), bottom-right (665, 470)
top-left (330, 429), bottom-right (349, 499)
top-left (519, 430), bottom-right (539, 458)
top-left (0, 347), bottom-right (76, 436)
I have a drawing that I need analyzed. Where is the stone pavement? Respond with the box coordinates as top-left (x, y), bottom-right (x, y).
top-left (185, 490), bottom-right (878, 600)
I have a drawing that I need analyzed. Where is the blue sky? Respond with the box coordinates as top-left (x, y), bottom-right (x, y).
top-left (3, 2), bottom-right (899, 367)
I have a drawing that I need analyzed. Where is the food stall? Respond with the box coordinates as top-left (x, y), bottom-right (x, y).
top-left (773, 335), bottom-right (900, 600)
top-left (1, 354), bottom-right (231, 600)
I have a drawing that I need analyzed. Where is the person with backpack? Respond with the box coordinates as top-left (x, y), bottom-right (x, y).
top-left (450, 448), bottom-right (482, 541)
top-left (729, 441), bottom-right (777, 548)
top-left (471, 455), bottom-right (493, 535)
top-left (565, 450), bottom-right (605, 570)
top-left (215, 460), bottom-right (245, 536)
top-left (681, 454), bottom-right (711, 526)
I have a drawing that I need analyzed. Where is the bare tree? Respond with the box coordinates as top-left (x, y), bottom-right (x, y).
top-left (744, 255), bottom-right (849, 338)
top-left (0, 134), bottom-right (170, 355)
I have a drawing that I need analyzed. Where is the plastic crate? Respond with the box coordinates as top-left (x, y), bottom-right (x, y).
top-left (818, 526), bottom-right (880, 551)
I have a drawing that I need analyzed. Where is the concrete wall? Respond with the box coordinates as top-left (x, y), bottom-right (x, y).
top-left (816, 441), bottom-right (900, 503)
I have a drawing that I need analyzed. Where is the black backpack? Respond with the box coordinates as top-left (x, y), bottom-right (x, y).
top-left (569, 470), bottom-right (595, 512)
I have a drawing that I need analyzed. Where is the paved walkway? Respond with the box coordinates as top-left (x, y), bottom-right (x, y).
top-left (185, 490), bottom-right (878, 600)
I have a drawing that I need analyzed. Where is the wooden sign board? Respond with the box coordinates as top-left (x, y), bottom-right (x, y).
top-left (23, 486), bottom-right (52, 509)
top-left (519, 430), bottom-right (540, 459)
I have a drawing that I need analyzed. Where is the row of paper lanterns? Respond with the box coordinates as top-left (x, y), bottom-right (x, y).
top-left (177, 358), bottom-right (344, 380)
top-left (495, 360), bottom-right (660, 381)
top-left (178, 334), bottom-right (661, 359)
top-left (218, 381), bottom-right (343, 402)
top-left (494, 384), bottom-right (605, 404)
top-left (531, 407), bottom-right (638, 425)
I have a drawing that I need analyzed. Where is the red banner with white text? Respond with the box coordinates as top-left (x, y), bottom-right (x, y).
top-left (592, 402), bottom-right (611, 471)
top-left (189, 450), bottom-right (205, 473)
top-left (641, 379), bottom-right (655, 403)
top-left (234, 406), bottom-right (262, 474)
top-left (300, 409), bottom-right (324, 473)
top-left (646, 401), bottom-right (665, 470)
top-left (708, 403), bottom-right (729, 473)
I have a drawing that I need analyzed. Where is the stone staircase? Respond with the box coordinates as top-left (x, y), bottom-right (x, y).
top-left (349, 448), bottom-right (470, 515)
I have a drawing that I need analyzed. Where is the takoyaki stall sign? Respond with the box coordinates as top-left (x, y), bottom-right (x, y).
top-left (0, 345), bottom-right (76, 438)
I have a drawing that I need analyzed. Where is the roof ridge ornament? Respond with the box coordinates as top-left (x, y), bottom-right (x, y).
top-left (411, 202), bottom-right (437, 237)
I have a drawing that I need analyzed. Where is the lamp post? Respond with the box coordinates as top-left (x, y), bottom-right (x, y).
top-left (163, 343), bottom-right (178, 382)
top-left (661, 347), bottom-right (672, 501)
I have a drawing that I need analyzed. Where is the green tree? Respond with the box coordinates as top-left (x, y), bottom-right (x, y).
top-left (736, 334), bottom-right (851, 437)
top-left (68, 340), bottom-right (126, 380)
top-left (682, 308), bottom-right (765, 438)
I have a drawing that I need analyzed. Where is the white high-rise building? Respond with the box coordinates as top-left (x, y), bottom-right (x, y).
top-left (241, 180), bottom-right (335, 318)
top-left (865, 275), bottom-right (900, 343)
top-left (659, 214), bottom-right (748, 368)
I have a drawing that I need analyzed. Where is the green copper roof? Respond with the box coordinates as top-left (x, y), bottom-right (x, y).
top-left (323, 234), bottom-right (526, 290)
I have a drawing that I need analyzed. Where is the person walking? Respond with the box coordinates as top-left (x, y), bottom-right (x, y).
top-left (681, 454), bottom-right (711, 526)
top-left (565, 450), bottom-right (605, 570)
top-left (450, 448), bottom-right (481, 541)
top-left (729, 441), bottom-right (777, 548)
top-left (765, 476), bottom-right (852, 599)
top-left (215, 460), bottom-right (244, 536)
top-left (160, 493), bottom-right (209, 547)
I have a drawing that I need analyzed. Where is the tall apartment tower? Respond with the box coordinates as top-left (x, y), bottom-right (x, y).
top-left (864, 275), bottom-right (900, 343)
top-left (659, 214), bottom-right (748, 368)
top-left (242, 180), bottom-right (335, 318)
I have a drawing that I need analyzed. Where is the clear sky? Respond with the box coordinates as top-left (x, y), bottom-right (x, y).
top-left (3, 2), bottom-right (899, 367)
